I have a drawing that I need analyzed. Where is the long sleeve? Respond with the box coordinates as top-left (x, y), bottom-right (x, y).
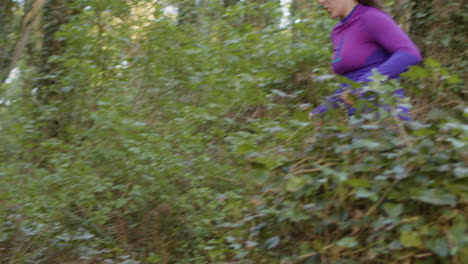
top-left (358, 10), bottom-right (422, 82)
top-left (311, 5), bottom-right (421, 120)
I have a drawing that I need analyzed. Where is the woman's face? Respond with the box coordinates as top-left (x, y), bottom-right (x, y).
top-left (318, 0), bottom-right (356, 19)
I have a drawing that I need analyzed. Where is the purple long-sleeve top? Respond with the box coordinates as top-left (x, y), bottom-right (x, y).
top-left (312, 4), bottom-right (422, 118)
top-left (332, 4), bottom-right (421, 82)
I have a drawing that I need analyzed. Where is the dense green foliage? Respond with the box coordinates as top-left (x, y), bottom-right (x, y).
top-left (0, 0), bottom-right (466, 263)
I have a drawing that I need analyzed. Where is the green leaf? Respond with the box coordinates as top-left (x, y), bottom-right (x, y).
top-left (236, 143), bottom-right (258, 155)
top-left (336, 75), bottom-right (361, 88)
top-left (293, 110), bottom-right (309, 122)
top-left (400, 231), bottom-right (422, 248)
top-left (446, 138), bottom-right (465, 148)
top-left (392, 166), bottom-right (409, 180)
top-left (412, 189), bottom-right (457, 206)
top-left (226, 236), bottom-right (236, 243)
top-left (114, 198), bottom-right (128, 208)
top-left (425, 58), bottom-right (442, 68)
top-left (369, 68), bottom-right (388, 82)
top-left (446, 74), bottom-right (462, 84)
top-left (336, 237), bottom-right (359, 248)
top-left (352, 139), bottom-right (381, 150)
top-left (449, 216), bottom-right (468, 250)
top-left (355, 188), bottom-right (378, 201)
top-left (345, 178), bottom-right (371, 188)
top-left (382, 203), bottom-right (404, 218)
top-left (401, 65), bottom-right (430, 80)
top-left (264, 235), bottom-right (280, 249)
top-left (145, 254), bottom-right (161, 264)
top-left (249, 168), bottom-right (270, 184)
top-left (286, 176), bottom-right (306, 192)
top-left (454, 167), bottom-right (468, 179)
top-left (425, 238), bottom-right (449, 257)
top-left (412, 128), bottom-right (436, 137)
top-left (61, 86), bottom-right (74, 92)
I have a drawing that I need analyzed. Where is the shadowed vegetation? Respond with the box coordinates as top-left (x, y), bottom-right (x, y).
top-left (0, 0), bottom-right (466, 263)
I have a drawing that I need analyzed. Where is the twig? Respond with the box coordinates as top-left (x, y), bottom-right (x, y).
top-left (414, 253), bottom-right (433, 259)
top-left (286, 123), bottom-right (312, 143)
top-left (294, 244), bottom-right (334, 263)
top-left (390, 106), bottom-right (412, 144)
top-left (364, 179), bottom-right (400, 218)
top-left (290, 158), bottom-right (327, 172)
top-left (292, 163), bottom-right (335, 175)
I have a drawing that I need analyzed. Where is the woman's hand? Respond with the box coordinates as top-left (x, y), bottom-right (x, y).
top-left (339, 89), bottom-right (354, 106)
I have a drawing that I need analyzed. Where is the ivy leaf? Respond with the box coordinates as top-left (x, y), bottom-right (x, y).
top-left (446, 138), bottom-right (465, 148)
top-left (402, 65), bottom-right (430, 80)
top-left (336, 237), bottom-right (359, 248)
top-left (345, 178), bottom-right (371, 188)
top-left (400, 231), bottom-right (422, 248)
top-left (446, 74), bottom-right (462, 84)
top-left (264, 235), bottom-right (280, 249)
top-left (355, 188), bottom-right (378, 201)
top-left (392, 166), bottom-right (409, 180)
top-left (145, 254), bottom-right (161, 264)
top-left (246, 240), bottom-right (259, 248)
top-left (226, 236), bottom-right (236, 243)
top-left (411, 189), bottom-right (457, 206)
top-left (383, 203), bottom-right (404, 218)
top-left (449, 216), bottom-right (468, 252)
top-left (315, 74), bottom-right (335, 82)
top-left (424, 58), bottom-right (441, 68)
top-left (352, 139), bottom-right (381, 150)
top-left (454, 166), bottom-right (468, 179)
top-left (412, 128), bottom-right (436, 137)
top-left (286, 176), bottom-right (306, 192)
top-left (236, 143), bottom-right (258, 155)
top-left (425, 238), bottom-right (449, 257)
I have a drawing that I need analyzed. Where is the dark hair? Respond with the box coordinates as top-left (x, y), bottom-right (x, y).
top-left (358, 0), bottom-right (385, 11)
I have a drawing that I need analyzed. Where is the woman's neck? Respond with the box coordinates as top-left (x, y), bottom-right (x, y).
top-left (341, 1), bottom-right (359, 19)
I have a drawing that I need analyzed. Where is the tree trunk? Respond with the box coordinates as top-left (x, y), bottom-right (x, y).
top-left (35, 0), bottom-right (72, 138)
top-left (392, 0), bottom-right (411, 33)
top-left (410, 0), bottom-right (466, 66)
top-left (224, 0), bottom-right (239, 8)
top-left (178, 0), bottom-right (197, 27)
top-left (242, 0), bottom-right (280, 30)
top-left (3, 0), bottom-right (46, 84)
top-left (291, 0), bottom-right (315, 39)
top-left (0, 0), bottom-right (16, 82)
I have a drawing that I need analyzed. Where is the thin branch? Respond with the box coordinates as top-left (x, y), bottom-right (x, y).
top-left (3, 0), bottom-right (46, 84)
top-left (364, 179), bottom-right (400, 218)
top-left (292, 163), bottom-right (335, 175)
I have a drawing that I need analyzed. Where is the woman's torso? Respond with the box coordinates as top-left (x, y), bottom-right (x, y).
top-left (331, 5), bottom-right (393, 82)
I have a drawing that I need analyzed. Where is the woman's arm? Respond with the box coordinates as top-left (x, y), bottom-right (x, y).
top-left (358, 10), bottom-right (422, 82)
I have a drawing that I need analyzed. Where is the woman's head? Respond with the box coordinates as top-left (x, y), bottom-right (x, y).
top-left (318, 0), bottom-right (384, 19)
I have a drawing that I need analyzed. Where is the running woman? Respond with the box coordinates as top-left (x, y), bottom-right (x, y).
top-left (310, 0), bottom-right (422, 121)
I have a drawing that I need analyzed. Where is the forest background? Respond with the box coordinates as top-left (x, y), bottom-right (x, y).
top-left (0, 0), bottom-right (466, 263)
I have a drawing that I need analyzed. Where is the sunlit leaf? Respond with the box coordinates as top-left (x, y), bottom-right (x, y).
top-left (264, 235), bottom-right (280, 249)
top-left (286, 176), bottom-right (306, 192)
top-left (355, 188), bottom-right (378, 201)
top-left (336, 237), bottom-right (359, 248)
top-left (454, 167), bottom-right (468, 179)
top-left (412, 189), bottom-right (457, 206)
top-left (400, 231), bottom-right (422, 248)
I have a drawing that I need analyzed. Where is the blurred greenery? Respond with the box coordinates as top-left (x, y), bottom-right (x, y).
top-left (0, 0), bottom-right (466, 263)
